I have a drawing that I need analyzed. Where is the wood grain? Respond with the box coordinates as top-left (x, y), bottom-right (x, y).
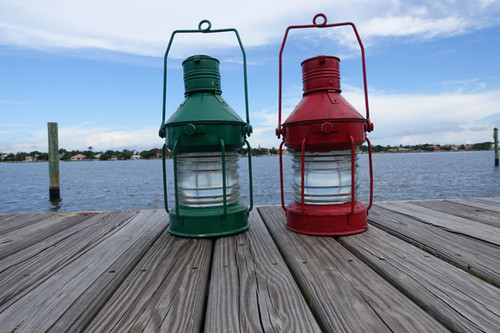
top-left (0, 210), bottom-right (139, 307)
top-left (339, 225), bottom-right (500, 333)
top-left (410, 199), bottom-right (500, 227)
top-left (0, 211), bottom-right (97, 260)
top-left (367, 205), bottom-right (500, 286)
top-left (448, 197), bottom-right (500, 214)
top-left (377, 201), bottom-right (500, 245)
top-left (258, 206), bottom-right (448, 333)
top-left (0, 210), bottom-right (167, 332)
top-left (204, 209), bottom-right (322, 333)
top-left (85, 217), bottom-right (212, 333)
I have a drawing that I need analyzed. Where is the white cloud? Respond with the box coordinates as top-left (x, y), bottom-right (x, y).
top-left (1, 0), bottom-right (499, 56)
top-left (250, 88), bottom-right (500, 148)
top-left (2, 124), bottom-right (164, 153)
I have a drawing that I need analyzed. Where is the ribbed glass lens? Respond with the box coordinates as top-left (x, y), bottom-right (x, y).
top-left (292, 150), bottom-right (358, 204)
top-left (177, 152), bottom-right (240, 207)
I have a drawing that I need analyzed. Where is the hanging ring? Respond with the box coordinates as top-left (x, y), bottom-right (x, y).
top-left (198, 20), bottom-right (212, 32)
top-left (313, 13), bottom-right (327, 26)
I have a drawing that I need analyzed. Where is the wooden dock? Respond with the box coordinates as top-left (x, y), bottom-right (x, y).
top-left (1, 198), bottom-right (499, 332)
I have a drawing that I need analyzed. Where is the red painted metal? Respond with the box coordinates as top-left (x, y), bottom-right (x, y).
top-left (277, 13), bottom-right (374, 236)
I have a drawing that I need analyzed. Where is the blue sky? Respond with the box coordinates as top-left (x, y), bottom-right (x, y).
top-left (1, 0), bottom-right (500, 153)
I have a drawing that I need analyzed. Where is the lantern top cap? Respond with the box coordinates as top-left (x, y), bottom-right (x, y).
top-left (302, 55), bottom-right (341, 94)
top-left (183, 54), bottom-right (222, 95)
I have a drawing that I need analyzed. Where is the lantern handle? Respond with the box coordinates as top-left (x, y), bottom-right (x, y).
top-left (161, 144), bottom-right (169, 213)
top-left (278, 140), bottom-right (287, 212)
top-left (276, 13), bottom-right (373, 139)
top-left (159, 20), bottom-right (251, 138)
top-left (245, 139), bottom-right (254, 213)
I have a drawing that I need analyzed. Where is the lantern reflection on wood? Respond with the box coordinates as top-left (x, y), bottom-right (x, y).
top-left (277, 14), bottom-right (374, 236)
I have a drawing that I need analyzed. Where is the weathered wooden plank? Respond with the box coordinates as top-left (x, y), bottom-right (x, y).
top-left (411, 199), bottom-right (500, 228)
top-left (377, 201), bottom-right (500, 245)
top-left (85, 219), bottom-right (212, 333)
top-left (448, 197), bottom-right (500, 213)
top-left (0, 211), bottom-right (97, 260)
top-left (367, 206), bottom-right (500, 286)
top-left (258, 206), bottom-right (448, 333)
top-left (0, 209), bottom-right (167, 333)
top-left (338, 226), bottom-right (500, 333)
top-left (0, 212), bottom-right (51, 232)
top-left (205, 209), bottom-right (322, 333)
top-left (0, 210), bottom-right (139, 307)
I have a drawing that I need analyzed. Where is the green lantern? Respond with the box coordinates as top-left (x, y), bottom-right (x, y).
top-left (159, 21), bottom-right (253, 238)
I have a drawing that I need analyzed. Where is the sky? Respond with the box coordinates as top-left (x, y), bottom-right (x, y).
top-left (1, 0), bottom-right (500, 154)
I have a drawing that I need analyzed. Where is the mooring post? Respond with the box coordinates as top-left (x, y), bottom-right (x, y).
top-left (48, 122), bottom-right (61, 201)
top-left (494, 127), bottom-right (499, 167)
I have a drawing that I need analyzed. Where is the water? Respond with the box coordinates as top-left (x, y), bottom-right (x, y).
top-left (1, 151), bottom-right (499, 214)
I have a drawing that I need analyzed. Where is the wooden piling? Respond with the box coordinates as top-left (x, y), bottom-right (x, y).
top-left (48, 122), bottom-right (60, 201)
top-left (494, 127), bottom-right (499, 167)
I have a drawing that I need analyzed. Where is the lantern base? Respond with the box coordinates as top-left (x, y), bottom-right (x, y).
top-left (168, 203), bottom-right (249, 238)
top-left (286, 202), bottom-right (368, 236)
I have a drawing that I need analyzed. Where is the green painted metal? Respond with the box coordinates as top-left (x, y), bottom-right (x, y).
top-left (158, 20), bottom-right (253, 238)
top-left (168, 203), bottom-right (249, 238)
top-left (161, 143), bottom-right (169, 213)
top-left (164, 55), bottom-right (249, 152)
top-left (159, 20), bottom-right (251, 139)
top-left (245, 139), bottom-right (254, 212)
top-left (168, 136), bottom-right (250, 237)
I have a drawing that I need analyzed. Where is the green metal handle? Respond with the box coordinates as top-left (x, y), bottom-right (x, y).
top-left (172, 139), bottom-right (181, 222)
top-left (219, 137), bottom-right (227, 222)
top-left (159, 19), bottom-right (251, 138)
top-left (245, 139), bottom-right (253, 213)
top-left (161, 144), bottom-right (169, 213)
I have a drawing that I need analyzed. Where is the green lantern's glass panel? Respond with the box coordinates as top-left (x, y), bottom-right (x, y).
top-left (177, 152), bottom-right (240, 207)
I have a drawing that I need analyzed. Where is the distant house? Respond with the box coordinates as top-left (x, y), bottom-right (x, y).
top-left (427, 145), bottom-right (440, 151)
top-left (25, 155), bottom-right (35, 162)
top-left (71, 154), bottom-right (86, 161)
top-left (443, 144), bottom-right (459, 151)
top-left (131, 154), bottom-right (142, 160)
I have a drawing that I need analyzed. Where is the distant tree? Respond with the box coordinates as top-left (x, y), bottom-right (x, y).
top-left (119, 149), bottom-right (134, 160)
top-left (83, 150), bottom-right (95, 160)
top-left (140, 148), bottom-right (162, 159)
top-left (472, 142), bottom-right (492, 150)
top-left (37, 152), bottom-right (49, 161)
top-left (359, 145), bottom-right (369, 153)
top-left (99, 152), bottom-right (112, 161)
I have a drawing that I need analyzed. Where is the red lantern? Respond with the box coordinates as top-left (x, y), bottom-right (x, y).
top-left (276, 14), bottom-right (374, 236)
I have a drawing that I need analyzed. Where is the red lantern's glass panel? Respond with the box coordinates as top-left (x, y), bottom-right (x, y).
top-left (177, 152), bottom-right (240, 207)
top-left (292, 150), bottom-right (358, 204)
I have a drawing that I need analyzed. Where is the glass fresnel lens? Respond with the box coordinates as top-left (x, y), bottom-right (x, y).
top-left (292, 150), bottom-right (359, 205)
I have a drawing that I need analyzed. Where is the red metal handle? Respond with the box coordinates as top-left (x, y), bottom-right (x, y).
top-left (366, 137), bottom-right (374, 211)
top-left (276, 13), bottom-right (373, 139)
top-left (348, 134), bottom-right (356, 215)
top-left (278, 140), bottom-right (287, 212)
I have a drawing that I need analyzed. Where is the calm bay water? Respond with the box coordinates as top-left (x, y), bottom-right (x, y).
top-left (1, 151), bottom-right (499, 214)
